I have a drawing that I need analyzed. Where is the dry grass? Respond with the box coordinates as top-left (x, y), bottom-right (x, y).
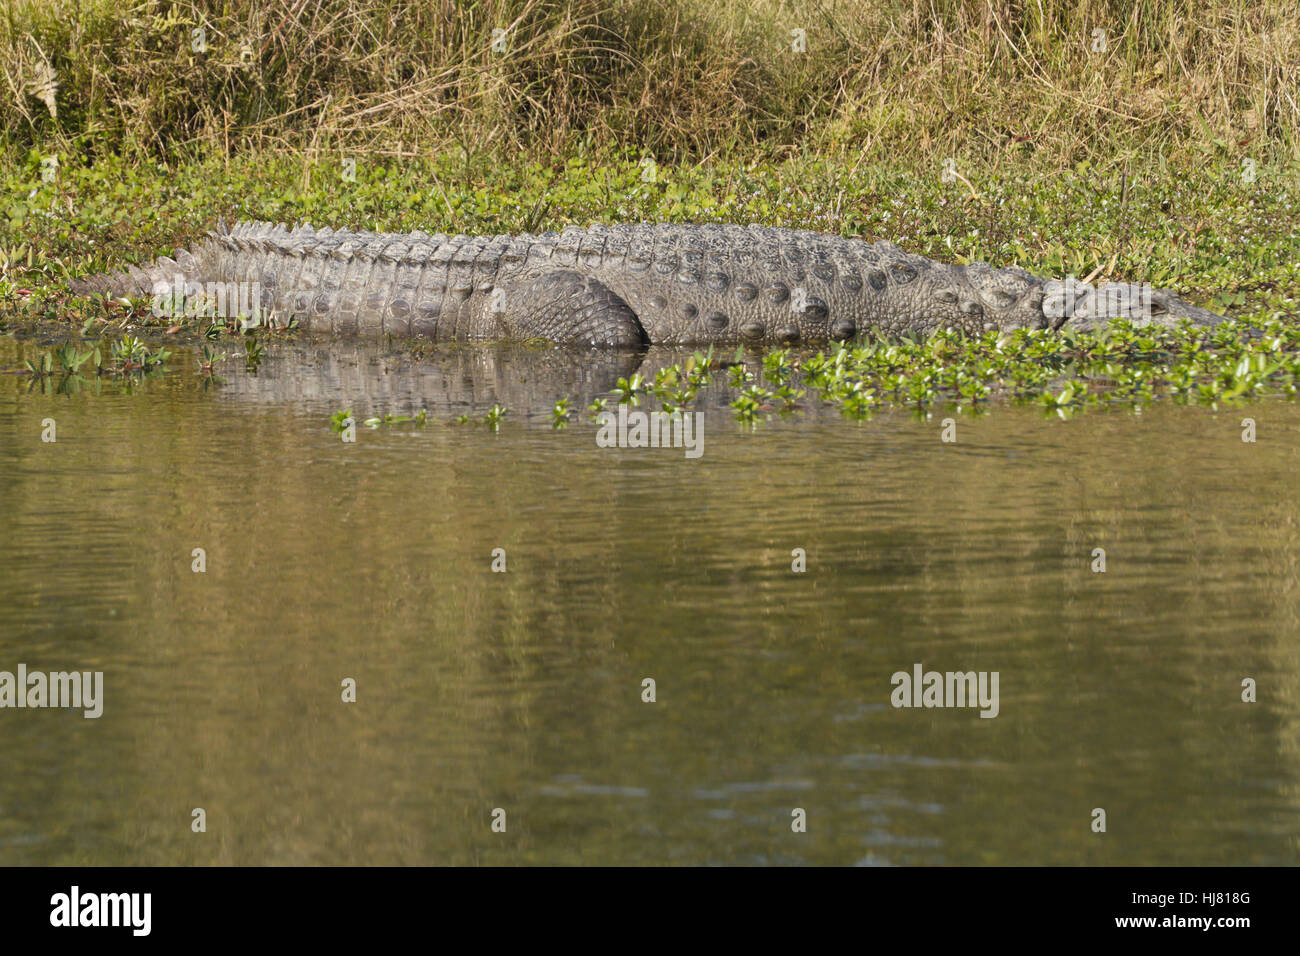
top-left (0, 0), bottom-right (1296, 171)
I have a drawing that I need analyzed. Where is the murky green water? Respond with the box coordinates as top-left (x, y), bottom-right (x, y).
top-left (1, 335), bottom-right (1297, 865)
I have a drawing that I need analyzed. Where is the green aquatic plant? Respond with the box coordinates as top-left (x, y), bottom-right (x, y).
top-left (730, 384), bottom-right (772, 424)
top-left (363, 410), bottom-right (428, 428)
top-left (528, 314), bottom-right (1300, 426)
top-left (1036, 379), bottom-right (1091, 419)
top-left (244, 337), bottom-right (266, 371)
top-left (611, 374), bottom-right (645, 405)
top-left (110, 335), bottom-right (146, 364)
top-left (199, 345), bottom-right (225, 375)
top-left (688, 347), bottom-right (716, 383)
top-left (25, 343), bottom-right (98, 376)
top-left (727, 362), bottom-right (752, 389)
top-left (23, 350), bottom-right (51, 376)
top-left (762, 349), bottom-right (795, 388)
top-left (329, 409), bottom-right (354, 433)
top-left (17, 334), bottom-right (176, 394)
top-left (551, 398), bottom-right (573, 428)
top-left (772, 382), bottom-right (805, 410)
top-left (23, 336), bottom-right (166, 377)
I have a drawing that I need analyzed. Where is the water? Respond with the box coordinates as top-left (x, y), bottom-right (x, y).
top-left (1, 335), bottom-right (1297, 865)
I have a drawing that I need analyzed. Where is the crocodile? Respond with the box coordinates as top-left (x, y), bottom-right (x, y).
top-left (69, 221), bottom-right (1226, 345)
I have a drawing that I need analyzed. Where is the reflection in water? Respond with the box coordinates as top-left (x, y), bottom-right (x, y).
top-left (0, 335), bottom-right (1297, 864)
top-left (209, 339), bottom-right (648, 413)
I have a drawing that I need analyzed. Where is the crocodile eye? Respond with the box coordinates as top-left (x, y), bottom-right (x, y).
top-left (935, 290), bottom-right (958, 304)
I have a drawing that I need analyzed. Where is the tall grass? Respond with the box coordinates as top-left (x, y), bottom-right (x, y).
top-left (0, 0), bottom-right (1296, 171)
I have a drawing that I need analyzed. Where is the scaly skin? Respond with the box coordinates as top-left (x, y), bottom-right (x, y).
top-left (69, 221), bottom-right (1226, 344)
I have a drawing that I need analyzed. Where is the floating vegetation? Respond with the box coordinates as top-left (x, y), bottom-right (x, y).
top-left (329, 409), bottom-right (355, 434)
top-left (363, 410), bottom-right (428, 428)
top-left (199, 345), bottom-right (225, 376)
top-left (343, 408), bottom-right (499, 430)
top-left (612, 374), bottom-right (645, 406)
top-left (551, 398), bottom-right (573, 429)
top-left (244, 337), bottom-right (265, 372)
top-left (335, 314), bottom-right (1300, 440)
top-left (315, 319), bottom-right (1300, 437)
top-left (573, 317), bottom-right (1300, 427)
top-left (15, 335), bottom-right (175, 393)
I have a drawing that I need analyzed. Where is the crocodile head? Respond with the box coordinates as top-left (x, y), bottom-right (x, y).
top-left (1045, 280), bottom-right (1226, 331)
top-left (959, 264), bottom-right (1226, 333)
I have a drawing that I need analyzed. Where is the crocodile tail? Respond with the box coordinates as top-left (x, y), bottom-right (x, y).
top-left (69, 256), bottom-right (183, 299)
top-left (68, 220), bottom-right (232, 299)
